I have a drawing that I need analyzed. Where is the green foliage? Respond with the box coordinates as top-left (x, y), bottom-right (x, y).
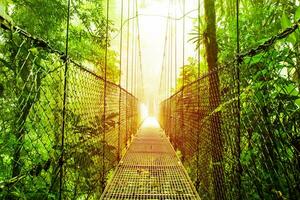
top-left (0, 0), bottom-right (122, 199)
top-left (176, 0), bottom-right (300, 199)
top-left (295, 6), bottom-right (300, 21)
top-left (63, 112), bottom-right (118, 199)
top-left (175, 57), bottom-right (206, 91)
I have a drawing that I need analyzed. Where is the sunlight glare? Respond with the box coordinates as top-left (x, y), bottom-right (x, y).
top-left (142, 117), bottom-right (160, 128)
top-left (140, 103), bottom-right (149, 120)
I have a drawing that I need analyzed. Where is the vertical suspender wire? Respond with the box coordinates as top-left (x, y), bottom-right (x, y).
top-left (130, 0), bottom-right (135, 137)
top-left (169, 0), bottom-right (174, 146)
top-left (169, 0), bottom-right (173, 140)
top-left (181, 0), bottom-right (186, 161)
top-left (236, 0), bottom-right (242, 198)
top-left (125, 0), bottom-right (130, 146)
top-left (159, 54), bottom-right (164, 101)
top-left (135, 47), bottom-right (138, 97)
top-left (135, 1), bottom-right (144, 101)
top-left (130, 0), bottom-right (134, 94)
top-left (159, 49), bottom-right (165, 102)
top-left (131, 0), bottom-right (137, 134)
top-left (159, 52), bottom-right (164, 124)
top-left (165, 36), bottom-right (168, 131)
top-left (171, 0), bottom-right (175, 146)
top-left (134, 34), bottom-right (138, 131)
top-left (159, 15), bottom-right (169, 103)
top-left (168, 1), bottom-right (172, 137)
top-left (102, 0), bottom-right (110, 191)
top-left (158, 56), bottom-right (163, 123)
top-left (134, 0), bottom-right (137, 133)
top-left (174, 0), bottom-right (178, 149)
top-left (165, 26), bottom-right (168, 134)
top-left (166, 1), bottom-right (171, 137)
top-left (135, 0), bottom-right (143, 128)
top-left (134, 17), bottom-right (137, 98)
top-left (169, 0), bottom-right (174, 141)
top-left (168, 2), bottom-right (171, 139)
top-left (117, 0), bottom-right (124, 162)
top-left (134, 0), bottom-right (138, 98)
top-left (59, 0), bottom-right (71, 198)
top-left (159, 14), bottom-right (169, 132)
top-left (133, 8), bottom-right (137, 130)
top-left (196, 0), bottom-right (201, 190)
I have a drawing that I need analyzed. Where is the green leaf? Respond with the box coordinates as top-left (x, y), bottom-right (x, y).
top-left (295, 6), bottom-right (300, 21)
top-left (284, 84), bottom-right (299, 96)
top-left (281, 13), bottom-right (292, 29)
top-left (244, 54), bottom-right (263, 65)
top-left (281, 13), bottom-right (297, 43)
top-left (29, 47), bottom-right (39, 55)
top-left (295, 98), bottom-right (300, 107)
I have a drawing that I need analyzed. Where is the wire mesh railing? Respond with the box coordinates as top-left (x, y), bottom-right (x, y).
top-left (160, 20), bottom-right (300, 200)
top-left (0, 18), bottom-right (139, 199)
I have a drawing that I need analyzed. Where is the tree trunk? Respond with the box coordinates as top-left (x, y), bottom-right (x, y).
top-left (203, 0), bottom-right (225, 199)
top-left (12, 97), bottom-right (32, 177)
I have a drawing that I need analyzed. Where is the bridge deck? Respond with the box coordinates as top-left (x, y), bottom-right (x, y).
top-left (101, 117), bottom-right (200, 199)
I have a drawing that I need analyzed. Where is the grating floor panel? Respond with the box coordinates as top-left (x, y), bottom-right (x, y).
top-left (101, 117), bottom-right (200, 200)
top-left (122, 153), bottom-right (179, 166)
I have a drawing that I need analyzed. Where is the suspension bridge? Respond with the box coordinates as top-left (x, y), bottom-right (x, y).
top-left (0, 0), bottom-right (300, 200)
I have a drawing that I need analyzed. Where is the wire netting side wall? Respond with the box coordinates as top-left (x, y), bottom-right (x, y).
top-left (160, 28), bottom-right (300, 200)
top-left (63, 64), bottom-right (105, 199)
top-left (237, 33), bottom-right (300, 199)
top-left (160, 71), bottom-right (228, 199)
top-left (0, 29), bottom-right (65, 199)
top-left (0, 26), bottom-right (140, 199)
top-left (63, 65), bottom-right (139, 199)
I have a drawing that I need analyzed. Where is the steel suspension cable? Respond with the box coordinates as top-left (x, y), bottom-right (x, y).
top-left (102, 0), bottom-right (110, 191)
top-left (172, 0), bottom-right (177, 138)
top-left (159, 2), bottom-right (170, 131)
top-left (135, 42), bottom-right (138, 97)
top-left (166, 1), bottom-right (172, 135)
top-left (172, 3), bottom-right (175, 98)
top-left (236, 0), bottom-right (242, 198)
top-left (134, 3), bottom-right (138, 97)
top-left (158, 49), bottom-right (165, 101)
top-left (196, 0), bottom-right (201, 189)
top-left (133, 0), bottom-right (138, 98)
top-left (131, 0), bottom-right (135, 95)
top-left (166, 0), bottom-right (170, 136)
top-left (125, 0), bottom-right (130, 144)
top-left (181, 0), bottom-right (186, 160)
top-left (159, 9), bottom-right (170, 102)
top-left (170, 0), bottom-right (175, 135)
top-left (174, 0), bottom-right (178, 148)
top-left (117, 0), bottom-right (124, 161)
top-left (60, 0), bottom-right (71, 198)
top-left (135, 0), bottom-right (143, 100)
top-left (130, 0), bottom-right (135, 138)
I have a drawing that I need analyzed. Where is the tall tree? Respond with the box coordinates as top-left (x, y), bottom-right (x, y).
top-left (203, 0), bottom-right (225, 199)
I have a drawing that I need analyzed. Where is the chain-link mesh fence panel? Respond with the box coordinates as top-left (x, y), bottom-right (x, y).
top-left (0, 27), bottom-right (65, 199)
top-left (160, 20), bottom-right (300, 200)
top-left (0, 19), bottom-right (139, 199)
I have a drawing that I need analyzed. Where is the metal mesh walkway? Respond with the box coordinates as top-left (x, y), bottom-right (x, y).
top-left (101, 117), bottom-right (201, 199)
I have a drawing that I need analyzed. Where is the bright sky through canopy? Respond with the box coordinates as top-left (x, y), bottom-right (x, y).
top-left (111, 0), bottom-right (198, 113)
